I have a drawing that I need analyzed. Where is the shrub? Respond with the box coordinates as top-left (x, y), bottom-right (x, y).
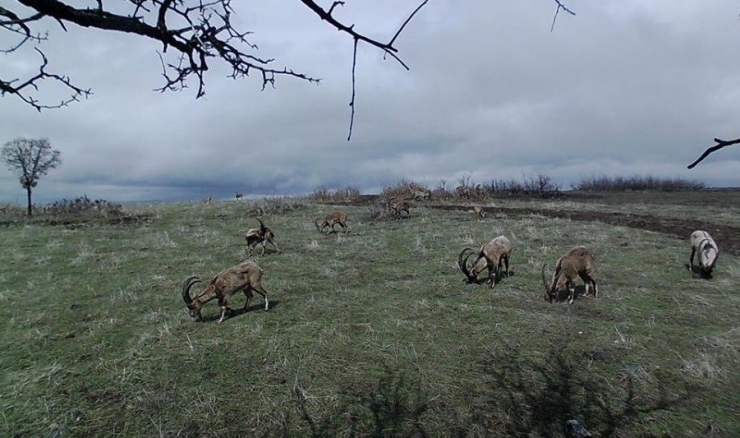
top-left (310, 186), bottom-right (361, 203)
top-left (573, 176), bottom-right (707, 192)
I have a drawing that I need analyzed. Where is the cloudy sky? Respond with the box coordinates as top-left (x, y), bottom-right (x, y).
top-left (2, 0), bottom-right (740, 204)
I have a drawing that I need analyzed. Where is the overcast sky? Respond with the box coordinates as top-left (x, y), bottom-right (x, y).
top-left (2, 0), bottom-right (740, 204)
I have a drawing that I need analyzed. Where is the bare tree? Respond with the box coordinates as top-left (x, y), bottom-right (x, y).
top-left (1, 1), bottom-right (573, 140)
top-left (1, 138), bottom-right (62, 216)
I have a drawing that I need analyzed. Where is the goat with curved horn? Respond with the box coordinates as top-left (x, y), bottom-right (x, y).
top-left (181, 260), bottom-right (270, 323)
top-left (542, 246), bottom-right (598, 304)
top-left (458, 236), bottom-right (513, 288)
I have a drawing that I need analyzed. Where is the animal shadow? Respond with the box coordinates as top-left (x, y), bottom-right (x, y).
top-left (685, 263), bottom-right (713, 279)
top-left (549, 285), bottom-right (591, 303)
top-left (199, 300), bottom-right (279, 323)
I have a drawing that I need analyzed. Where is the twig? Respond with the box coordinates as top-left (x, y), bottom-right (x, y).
top-left (347, 37), bottom-right (358, 141)
top-left (550, 0), bottom-right (576, 32)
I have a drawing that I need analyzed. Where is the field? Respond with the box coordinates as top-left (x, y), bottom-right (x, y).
top-left (1, 191), bottom-right (739, 437)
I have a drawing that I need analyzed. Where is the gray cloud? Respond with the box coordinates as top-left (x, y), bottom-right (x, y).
top-left (2, 1), bottom-right (739, 204)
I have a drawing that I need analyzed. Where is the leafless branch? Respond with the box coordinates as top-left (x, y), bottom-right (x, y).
top-left (687, 138), bottom-right (740, 169)
top-left (551, 0), bottom-right (576, 32)
top-left (390, 0), bottom-right (429, 46)
top-left (347, 37), bottom-right (358, 141)
top-left (295, 0), bottom-right (429, 139)
top-left (3, 0), bottom-right (428, 131)
top-left (0, 48), bottom-right (91, 111)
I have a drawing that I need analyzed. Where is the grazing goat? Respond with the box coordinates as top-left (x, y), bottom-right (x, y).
top-left (542, 246), bottom-right (597, 304)
top-left (388, 200), bottom-right (411, 219)
top-left (181, 260), bottom-right (270, 323)
top-left (245, 218), bottom-right (280, 256)
top-left (235, 192), bottom-right (244, 201)
top-left (472, 206), bottom-right (486, 218)
top-left (689, 230), bottom-right (719, 278)
top-left (203, 195), bottom-right (212, 205)
top-left (458, 235), bottom-right (513, 288)
top-left (315, 210), bottom-right (349, 234)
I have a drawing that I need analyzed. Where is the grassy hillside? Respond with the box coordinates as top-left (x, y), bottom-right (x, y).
top-left (0, 196), bottom-right (738, 437)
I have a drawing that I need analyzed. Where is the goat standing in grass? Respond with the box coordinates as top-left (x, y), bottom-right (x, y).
top-left (689, 230), bottom-right (719, 278)
top-left (542, 246), bottom-right (598, 304)
top-left (315, 210), bottom-right (350, 234)
top-left (388, 200), bottom-right (411, 219)
top-left (245, 218), bottom-right (280, 256)
top-left (182, 260), bottom-right (270, 323)
top-left (458, 235), bottom-right (513, 288)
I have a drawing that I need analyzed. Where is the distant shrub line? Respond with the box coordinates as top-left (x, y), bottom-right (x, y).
top-left (309, 174), bottom-right (706, 205)
top-left (572, 175), bottom-right (706, 192)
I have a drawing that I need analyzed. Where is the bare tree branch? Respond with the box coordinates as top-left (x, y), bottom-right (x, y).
top-left (0, 48), bottom-right (91, 111)
top-left (347, 37), bottom-right (358, 142)
top-left (294, 0), bottom-right (430, 139)
top-left (551, 0), bottom-right (576, 32)
top-left (2, 0), bottom-right (430, 139)
top-left (687, 138), bottom-right (740, 169)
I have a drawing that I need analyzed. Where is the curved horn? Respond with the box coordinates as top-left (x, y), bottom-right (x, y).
top-left (458, 248), bottom-right (475, 282)
top-left (257, 218), bottom-right (266, 233)
top-left (181, 276), bottom-right (201, 305)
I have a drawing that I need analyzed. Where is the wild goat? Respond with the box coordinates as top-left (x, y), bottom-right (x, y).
top-left (245, 218), bottom-right (280, 255)
top-left (203, 195), bottom-right (212, 205)
top-left (472, 206), bottom-right (486, 218)
top-left (181, 260), bottom-right (270, 323)
top-left (388, 200), bottom-right (411, 219)
top-left (689, 230), bottom-right (719, 278)
top-left (458, 235), bottom-right (513, 288)
top-left (315, 210), bottom-right (349, 234)
top-left (235, 192), bottom-right (244, 201)
top-left (542, 246), bottom-right (598, 304)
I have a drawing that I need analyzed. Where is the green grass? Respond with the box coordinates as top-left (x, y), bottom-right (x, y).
top-left (0, 197), bottom-right (738, 437)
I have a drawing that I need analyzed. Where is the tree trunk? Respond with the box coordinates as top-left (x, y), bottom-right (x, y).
top-left (26, 187), bottom-right (33, 217)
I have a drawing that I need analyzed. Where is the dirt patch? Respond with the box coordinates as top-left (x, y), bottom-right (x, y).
top-left (432, 205), bottom-right (740, 256)
top-left (340, 194), bottom-right (740, 256)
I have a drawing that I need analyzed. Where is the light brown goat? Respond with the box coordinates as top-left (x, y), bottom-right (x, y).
top-left (315, 210), bottom-right (350, 234)
top-left (181, 260), bottom-right (270, 323)
top-left (689, 230), bottom-right (719, 278)
top-left (388, 200), bottom-right (411, 219)
top-left (458, 235), bottom-right (513, 288)
top-left (472, 206), bottom-right (486, 218)
top-left (245, 218), bottom-right (280, 256)
top-left (542, 246), bottom-right (598, 304)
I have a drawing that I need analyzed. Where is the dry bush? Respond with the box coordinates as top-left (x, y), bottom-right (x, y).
top-left (367, 203), bottom-right (387, 222)
top-left (309, 186), bottom-right (361, 203)
top-left (573, 175), bottom-right (707, 192)
top-left (381, 179), bottom-right (430, 201)
top-left (41, 196), bottom-right (124, 215)
top-left (251, 197), bottom-right (307, 215)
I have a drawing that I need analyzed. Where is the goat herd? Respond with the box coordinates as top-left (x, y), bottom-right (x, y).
top-left (181, 209), bottom-right (720, 323)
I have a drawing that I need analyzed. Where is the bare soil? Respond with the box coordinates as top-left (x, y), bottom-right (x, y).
top-left (347, 193), bottom-right (740, 256)
top-left (433, 205), bottom-right (740, 256)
